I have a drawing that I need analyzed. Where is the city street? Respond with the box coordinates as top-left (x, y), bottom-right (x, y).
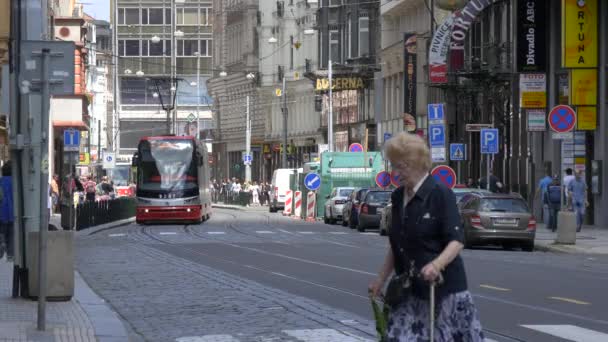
top-left (74, 207), bottom-right (608, 342)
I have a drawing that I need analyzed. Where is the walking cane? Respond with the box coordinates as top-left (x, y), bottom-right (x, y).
top-left (429, 273), bottom-right (444, 342)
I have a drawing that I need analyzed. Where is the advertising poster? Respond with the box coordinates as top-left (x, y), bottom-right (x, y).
top-left (576, 106), bottom-right (597, 130)
top-left (562, 0), bottom-right (598, 68)
top-left (519, 74), bottom-right (547, 108)
top-left (517, 0), bottom-right (546, 72)
top-left (429, 13), bottom-right (456, 84)
top-left (570, 69), bottom-right (597, 105)
top-left (403, 33), bottom-right (417, 130)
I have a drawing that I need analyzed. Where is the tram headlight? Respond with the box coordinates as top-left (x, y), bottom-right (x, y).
top-left (145, 209), bottom-right (149, 213)
top-left (186, 208), bottom-right (191, 212)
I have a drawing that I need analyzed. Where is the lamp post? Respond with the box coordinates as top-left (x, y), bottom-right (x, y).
top-left (245, 72), bottom-right (255, 182)
top-left (328, 59), bottom-right (333, 152)
top-left (194, 52), bottom-right (201, 139)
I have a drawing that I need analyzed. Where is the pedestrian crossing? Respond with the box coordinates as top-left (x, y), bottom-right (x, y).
top-left (175, 325), bottom-right (608, 342)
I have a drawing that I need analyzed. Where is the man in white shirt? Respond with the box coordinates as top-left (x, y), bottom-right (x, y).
top-left (563, 168), bottom-right (575, 204)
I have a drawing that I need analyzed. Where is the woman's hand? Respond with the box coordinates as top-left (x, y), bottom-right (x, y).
top-left (368, 278), bottom-right (385, 299)
top-left (421, 262), bottom-right (441, 283)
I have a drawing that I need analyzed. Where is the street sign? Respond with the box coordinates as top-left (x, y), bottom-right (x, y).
top-left (480, 128), bottom-right (499, 154)
top-left (428, 124), bottom-right (445, 147)
top-left (304, 172), bottom-right (321, 191)
top-left (187, 113), bottom-right (196, 123)
top-left (431, 165), bottom-right (457, 189)
top-left (390, 170), bottom-right (400, 187)
top-left (548, 105), bottom-right (576, 133)
top-left (20, 41), bottom-right (76, 95)
top-left (450, 144), bottom-right (466, 161)
top-left (243, 154), bottom-right (253, 165)
top-left (465, 123), bottom-right (493, 132)
top-left (275, 88), bottom-right (282, 97)
top-left (375, 171), bottom-right (391, 188)
top-left (102, 152), bottom-right (115, 169)
top-left (431, 147), bottom-right (446, 163)
top-left (427, 103), bottom-right (445, 122)
top-left (63, 129), bottom-right (80, 152)
top-left (383, 132), bottom-right (392, 142)
top-left (349, 143), bottom-right (364, 152)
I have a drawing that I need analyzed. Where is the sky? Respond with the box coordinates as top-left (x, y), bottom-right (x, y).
top-left (83, 0), bottom-right (109, 21)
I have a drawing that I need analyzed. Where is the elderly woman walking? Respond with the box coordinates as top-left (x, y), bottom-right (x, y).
top-left (369, 132), bottom-right (484, 341)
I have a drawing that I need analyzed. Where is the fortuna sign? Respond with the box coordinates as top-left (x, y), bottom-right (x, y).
top-left (450, 0), bottom-right (493, 52)
top-left (315, 77), bottom-right (365, 91)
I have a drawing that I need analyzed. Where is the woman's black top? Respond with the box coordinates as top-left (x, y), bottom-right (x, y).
top-left (389, 176), bottom-right (468, 300)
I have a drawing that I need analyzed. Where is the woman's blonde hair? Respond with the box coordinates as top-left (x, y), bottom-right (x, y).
top-left (384, 132), bottom-right (431, 173)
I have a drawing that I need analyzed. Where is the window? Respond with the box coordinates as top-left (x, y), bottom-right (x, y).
top-left (118, 8), bottom-right (125, 25)
top-left (165, 8), bottom-right (172, 24)
top-left (149, 8), bottom-right (163, 24)
top-left (141, 9), bottom-right (148, 24)
top-left (329, 30), bottom-right (340, 63)
top-left (141, 40), bottom-right (149, 56)
top-left (177, 40), bottom-right (199, 56)
top-left (177, 8), bottom-right (198, 25)
top-left (148, 40), bottom-right (166, 56)
top-left (118, 40), bottom-right (125, 56)
top-left (200, 7), bottom-right (209, 26)
top-left (200, 40), bottom-right (208, 56)
top-left (124, 40), bottom-right (140, 56)
top-left (330, 0), bottom-right (342, 6)
top-left (358, 17), bottom-right (369, 56)
top-left (346, 14), bottom-right (352, 59)
top-left (125, 8), bottom-right (139, 25)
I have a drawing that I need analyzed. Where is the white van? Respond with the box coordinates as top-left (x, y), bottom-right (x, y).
top-left (270, 168), bottom-right (296, 212)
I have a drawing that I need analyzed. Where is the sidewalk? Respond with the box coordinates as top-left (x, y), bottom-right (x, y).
top-left (0, 218), bottom-right (131, 341)
top-left (212, 202), bottom-right (271, 212)
top-left (535, 223), bottom-right (608, 254)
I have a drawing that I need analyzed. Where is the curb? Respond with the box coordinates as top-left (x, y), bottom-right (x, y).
top-left (75, 217), bottom-right (136, 237)
top-left (74, 271), bottom-right (130, 340)
top-left (534, 242), bottom-right (605, 254)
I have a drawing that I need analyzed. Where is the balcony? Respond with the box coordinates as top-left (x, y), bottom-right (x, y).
top-left (380, 0), bottom-right (419, 17)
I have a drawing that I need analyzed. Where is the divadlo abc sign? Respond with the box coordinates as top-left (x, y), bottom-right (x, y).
top-left (517, 0), bottom-right (546, 72)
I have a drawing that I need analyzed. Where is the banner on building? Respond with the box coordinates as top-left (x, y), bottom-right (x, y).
top-left (403, 33), bottom-right (417, 127)
top-left (429, 12), bottom-right (456, 84)
top-left (576, 106), bottom-right (597, 130)
top-left (519, 73), bottom-right (546, 108)
top-left (517, 0), bottom-right (546, 72)
top-left (570, 69), bottom-right (597, 105)
top-left (526, 109), bottom-right (546, 131)
top-left (450, 0), bottom-right (493, 70)
top-left (562, 0), bottom-right (598, 68)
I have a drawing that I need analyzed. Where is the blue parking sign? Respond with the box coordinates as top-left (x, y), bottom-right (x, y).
top-left (480, 129), bottom-right (499, 154)
top-left (428, 124), bottom-right (445, 147)
top-left (427, 103), bottom-right (444, 122)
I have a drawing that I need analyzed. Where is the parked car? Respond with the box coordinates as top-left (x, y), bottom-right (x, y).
top-left (357, 190), bottom-right (392, 232)
top-left (459, 192), bottom-right (536, 251)
top-left (379, 198), bottom-right (392, 236)
top-left (342, 188), bottom-right (369, 228)
top-left (269, 168), bottom-right (296, 212)
top-left (324, 187), bottom-right (355, 224)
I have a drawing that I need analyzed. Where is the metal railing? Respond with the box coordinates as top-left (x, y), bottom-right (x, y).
top-left (61, 197), bottom-right (136, 230)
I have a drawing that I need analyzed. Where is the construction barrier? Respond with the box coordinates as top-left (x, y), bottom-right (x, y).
top-left (283, 190), bottom-right (293, 216)
top-left (306, 191), bottom-right (316, 222)
top-left (293, 191), bottom-right (302, 218)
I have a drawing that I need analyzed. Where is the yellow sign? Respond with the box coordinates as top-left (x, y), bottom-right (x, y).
top-left (79, 152), bottom-right (90, 165)
top-left (275, 88), bottom-right (282, 97)
top-left (519, 74), bottom-right (546, 108)
top-left (562, 0), bottom-right (598, 68)
top-left (570, 69), bottom-right (597, 105)
top-left (522, 92), bottom-right (546, 108)
top-left (576, 106), bottom-right (596, 130)
top-left (315, 77), bottom-right (365, 91)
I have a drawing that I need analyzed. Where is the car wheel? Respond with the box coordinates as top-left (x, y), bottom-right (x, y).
top-left (324, 215), bottom-right (330, 224)
top-left (522, 241), bottom-right (534, 252)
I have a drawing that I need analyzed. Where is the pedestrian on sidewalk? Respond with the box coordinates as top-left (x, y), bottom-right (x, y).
top-left (251, 181), bottom-right (260, 205)
top-left (369, 132), bottom-right (484, 341)
top-left (563, 168), bottom-right (575, 202)
top-left (544, 177), bottom-right (561, 232)
top-left (536, 171), bottom-right (553, 223)
top-left (51, 174), bottom-right (60, 213)
top-left (84, 176), bottom-right (97, 202)
top-left (568, 170), bottom-right (588, 232)
top-left (0, 162), bottom-right (14, 262)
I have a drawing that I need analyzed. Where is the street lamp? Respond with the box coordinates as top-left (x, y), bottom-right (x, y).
top-left (151, 35), bottom-right (161, 44)
top-left (124, 69), bottom-right (132, 74)
top-left (175, 30), bottom-right (185, 37)
top-left (219, 71), bottom-right (227, 77)
top-left (268, 36), bottom-right (278, 44)
top-left (136, 70), bottom-right (144, 77)
top-left (246, 72), bottom-right (256, 80)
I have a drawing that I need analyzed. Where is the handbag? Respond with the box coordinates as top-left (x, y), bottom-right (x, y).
top-left (383, 260), bottom-right (416, 308)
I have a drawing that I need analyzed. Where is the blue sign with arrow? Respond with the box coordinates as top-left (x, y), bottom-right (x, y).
top-left (304, 172), bottom-right (321, 191)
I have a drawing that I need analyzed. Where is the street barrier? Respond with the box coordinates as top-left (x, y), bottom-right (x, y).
top-left (61, 197), bottom-right (136, 230)
top-left (293, 191), bottom-right (302, 218)
top-left (306, 192), bottom-right (316, 222)
top-left (283, 190), bottom-right (293, 216)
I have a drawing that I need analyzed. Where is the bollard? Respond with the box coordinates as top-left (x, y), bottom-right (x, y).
top-left (555, 210), bottom-right (577, 244)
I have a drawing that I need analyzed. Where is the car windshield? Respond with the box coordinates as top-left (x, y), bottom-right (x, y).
top-left (366, 191), bottom-right (391, 204)
top-left (339, 189), bottom-right (354, 197)
top-left (138, 139), bottom-right (198, 192)
top-left (480, 198), bottom-right (529, 213)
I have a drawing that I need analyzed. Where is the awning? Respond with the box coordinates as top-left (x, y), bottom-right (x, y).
top-left (52, 120), bottom-right (89, 130)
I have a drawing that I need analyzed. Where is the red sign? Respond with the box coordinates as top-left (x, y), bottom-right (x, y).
top-left (375, 171), bottom-right (391, 188)
top-left (548, 105), bottom-right (576, 133)
top-left (431, 165), bottom-right (457, 189)
top-left (349, 143), bottom-right (364, 152)
top-left (390, 170), bottom-right (400, 187)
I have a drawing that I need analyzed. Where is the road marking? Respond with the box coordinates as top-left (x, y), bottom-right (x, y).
top-left (277, 229), bottom-right (296, 235)
top-left (283, 329), bottom-right (372, 341)
top-left (298, 231), bottom-right (315, 234)
top-left (548, 296), bottom-right (591, 305)
top-left (521, 325), bottom-right (608, 342)
top-left (329, 232), bottom-right (348, 235)
top-left (207, 232), bottom-right (226, 235)
top-left (479, 284), bottom-right (511, 292)
top-left (360, 232), bottom-right (377, 235)
top-left (255, 230), bottom-right (274, 234)
top-left (159, 232), bottom-right (177, 235)
top-left (108, 233), bottom-right (126, 237)
top-left (176, 336), bottom-right (240, 342)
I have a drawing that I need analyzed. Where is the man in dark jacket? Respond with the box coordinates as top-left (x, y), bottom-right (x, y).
top-left (0, 162), bottom-right (14, 261)
top-left (544, 178), bottom-right (561, 232)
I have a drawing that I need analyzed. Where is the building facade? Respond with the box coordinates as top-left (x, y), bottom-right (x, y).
top-left (111, 0), bottom-right (214, 161)
top-left (0, 0), bottom-right (9, 165)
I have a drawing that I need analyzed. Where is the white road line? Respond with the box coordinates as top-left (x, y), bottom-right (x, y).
top-left (159, 232), bottom-right (177, 235)
top-left (283, 329), bottom-right (372, 341)
top-left (298, 231), bottom-right (315, 234)
top-left (521, 325), bottom-right (608, 342)
top-left (176, 336), bottom-right (240, 342)
top-left (277, 229), bottom-right (296, 235)
top-left (108, 233), bottom-right (126, 237)
top-left (360, 232), bottom-right (377, 236)
top-left (329, 232), bottom-right (348, 235)
top-left (255, 231), bottom-right (274, 234)
top-left (207, 232), bottom-right (226, 235)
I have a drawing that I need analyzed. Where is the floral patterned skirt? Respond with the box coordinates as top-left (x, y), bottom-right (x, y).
top-left (387, 291), bottom-right (485, 342)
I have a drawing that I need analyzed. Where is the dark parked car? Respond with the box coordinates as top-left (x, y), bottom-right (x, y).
top-left (357, 190), bottom-right (392, 232)
top-left (459, 193), bottom-right (536, 251)
top-left (342, 188), bottom-right (369, 228)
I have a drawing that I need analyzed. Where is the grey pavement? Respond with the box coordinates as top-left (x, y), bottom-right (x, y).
top-left (0, 215), bottom-right (132, 342)
top-left (535, 223), bottom-right (608, 254)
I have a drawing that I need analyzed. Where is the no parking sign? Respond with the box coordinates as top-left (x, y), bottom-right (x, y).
top-left (431, 165), bottom-right (457, 189)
